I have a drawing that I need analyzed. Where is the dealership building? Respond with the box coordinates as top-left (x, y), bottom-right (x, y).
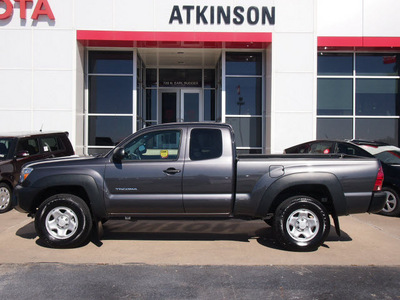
top-left (1, 0), bottom-right (399, 155)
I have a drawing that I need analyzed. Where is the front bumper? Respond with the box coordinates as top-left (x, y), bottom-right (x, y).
top-left (368, 191), bottom-right (387, 213)
top-left (12, 184), bottom-right (39, 214)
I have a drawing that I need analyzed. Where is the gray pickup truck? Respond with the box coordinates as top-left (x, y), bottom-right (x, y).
top-left (14, 123), bottom-right (386, 251)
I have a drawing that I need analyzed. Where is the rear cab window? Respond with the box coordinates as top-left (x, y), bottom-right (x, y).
top-left (189, 129), bottom-right (222, 161)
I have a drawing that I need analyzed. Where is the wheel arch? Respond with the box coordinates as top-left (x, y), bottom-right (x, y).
top-left (31, 174), bottom-right (106, 219)
top-left (258, 173), bottom-right (346, 216)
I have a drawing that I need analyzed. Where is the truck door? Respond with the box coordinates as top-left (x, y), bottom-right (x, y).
top-left (104, 129), bottom-right (185, 214)
top-left (182, 128), bottom-right (234, 214)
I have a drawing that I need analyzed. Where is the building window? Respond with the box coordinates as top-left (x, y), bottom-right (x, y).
top-left (317, 53), bottom-right (400, 146)
top-left (87, 51), bottom-right (134, 155)
top-left (225, 52), bottom-right (263, 154)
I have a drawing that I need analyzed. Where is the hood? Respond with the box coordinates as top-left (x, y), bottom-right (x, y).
top-left (23, 155), bottom-right (105, 169)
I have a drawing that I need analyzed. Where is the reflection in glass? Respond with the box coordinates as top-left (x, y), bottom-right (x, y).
top-left (183, 93), bottom-right (199, 122)
top-left (356, 54), bottom-right (400, 76)
top-left (356, 119), bottom-right (399, 145)
top-left (162, 93), bottom-right (177, 123)
top-left (356, 79), bottom-right (399, 116)
top-left (146, 69), bottom-right (157, 87)
top-left (145, 89), bottom-right (157, 120)
top-left (204, 90), bottom-right (215, 121)
top-left (226, 52), bottom-right (262, 75)
top-left (204, 69), bottom-right (216, 88)
top-left (317, 78), bottom-right (353, 115)
top-left (318, 53), bottom-right (353, 76)
top-left (89, 51), bottom-right (133, 74)
top-left (89, 76), bottom-right (133, 114)
top-left (226, 77), bottom-right (262, 115)
top-left (317, 118), bottom-right (353, 140)
top-left (226, 117), bottom-right (261, 147)
top-left (89, 116), bottom-right (132, 146)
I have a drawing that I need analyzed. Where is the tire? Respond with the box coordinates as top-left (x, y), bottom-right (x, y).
top-left (273, 196), bottom-right (330, 251)
top-left (35, 194), bottom-right (92, 248)
top-left (379, 187), bottom-right (400, 217)
top-left (0, 183), bottom-right (12, 213)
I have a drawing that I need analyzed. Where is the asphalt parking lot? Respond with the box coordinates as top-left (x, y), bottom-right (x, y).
top-left (1, 209), bottom-right (400, 265)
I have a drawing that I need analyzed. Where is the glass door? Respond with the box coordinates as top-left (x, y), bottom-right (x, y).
top-left (181, 90), bottom-right (203, 122)
top-left (161, 91), bottom-right (178, 123)
top-left (160, 90), bottom-right (203, 123)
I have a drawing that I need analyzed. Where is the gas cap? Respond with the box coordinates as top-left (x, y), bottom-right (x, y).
top-left (269, 165), bottom-right (285, 178)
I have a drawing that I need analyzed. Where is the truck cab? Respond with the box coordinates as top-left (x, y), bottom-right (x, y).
top-left (105, 123), bottom-right (235, 216)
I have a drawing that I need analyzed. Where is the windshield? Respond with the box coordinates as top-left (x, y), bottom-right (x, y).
top-left (0, 138), bottom-right (13, 160)
top-left (374, 151), bottom-right (400, 165)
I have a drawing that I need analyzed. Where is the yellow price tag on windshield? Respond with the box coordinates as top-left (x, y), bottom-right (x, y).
top-left (160, 150), bottom-right (169, 159)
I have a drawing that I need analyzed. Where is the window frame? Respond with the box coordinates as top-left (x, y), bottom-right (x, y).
top-left (317, 51), bottom-right (400, 145)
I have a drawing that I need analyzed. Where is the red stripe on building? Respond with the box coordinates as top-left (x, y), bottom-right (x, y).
top-left (318, 36), bottom-right (400, 48)
top-left (77, 31), bottom-right (272, 49)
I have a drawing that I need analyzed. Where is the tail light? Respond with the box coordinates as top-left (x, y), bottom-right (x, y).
top-left (373, 166), bottom-right (384, 192)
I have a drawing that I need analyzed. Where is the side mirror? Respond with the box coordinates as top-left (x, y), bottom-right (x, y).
top-left (113, 148), bottom-right (125, 162)
top-left (16, 150), bottom-right (30, 158)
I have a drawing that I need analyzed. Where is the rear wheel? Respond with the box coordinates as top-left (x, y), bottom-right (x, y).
top-left (35, 194), bottom-right (92, 248)
top-left (273, 196), bottom-right (330, 251)
top-left (379, 187), bottom-right (400, 217)
top-left (0, 183), bottom-right (12, 213)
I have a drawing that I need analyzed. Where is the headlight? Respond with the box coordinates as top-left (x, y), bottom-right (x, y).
top-left (20, 167), bottom-right (33, 183)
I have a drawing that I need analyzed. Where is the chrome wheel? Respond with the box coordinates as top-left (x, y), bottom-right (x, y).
top-left (286, 209), bottom-right (320, 245)
top-left (382, 191), bottom-right (397, 213)
top-left (0, 185), bottom-right (11, 212)
top-left (45, 206), bottom-right (78, 240)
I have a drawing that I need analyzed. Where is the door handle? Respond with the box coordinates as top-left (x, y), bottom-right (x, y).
top-left (163, 168), bottom-right (181, 175)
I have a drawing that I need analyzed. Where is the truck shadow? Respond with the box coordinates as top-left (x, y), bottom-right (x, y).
top-left (16, 219), bottom-right (352, 250)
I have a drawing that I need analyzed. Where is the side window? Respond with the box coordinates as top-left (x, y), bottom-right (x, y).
top-left (309, 142), bottom-right (335, 154)
top-left (190, 129), bottom-right (222, 161)
top-left (41, 137), bottom-right (62, 152)
top-left (337, 143), bottom-right (372, 157)
top-left (122, 130), bottom-right (181, 161)
top-left (17, 138), bottom-right (39, 155)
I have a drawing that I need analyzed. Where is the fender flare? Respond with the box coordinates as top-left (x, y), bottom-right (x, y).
top-left (32, 174), bottom-right (106, 219)
top-left (256, 172), bottom-right (347, 218)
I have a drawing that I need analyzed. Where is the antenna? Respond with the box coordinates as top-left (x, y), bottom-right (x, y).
top-left (40, 124), bottom-right (43, 132)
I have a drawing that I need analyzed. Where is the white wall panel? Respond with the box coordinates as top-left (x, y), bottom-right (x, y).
top-left (274, 73), bottom-right (314, 113)
top-left (32, 111), bottom-right (73, 133)
top-left (317, 0), bottom-right (363, 37)
top-left (363, 0), bottom-right (400, 36)
top-left (274, 0), bottom-right (314, 33)
top-left (33, 70), bottom-right (73, 110)
top-left (0, 70), bottom-right (32, 109)
top-left (273, 112), bottom-right (314, 153)
top-left (0, 30), bottom-right (32, 69)
top-left (0, 111), bottom-right (32, 133)
top-left (74, 0), bottom-right (114, 29)
top-left (33, 30), bottom-right (74, 70)
top-left (273, 33), bottom-right (315, 73)
top-left (114, 0), bottom-right (155, 31)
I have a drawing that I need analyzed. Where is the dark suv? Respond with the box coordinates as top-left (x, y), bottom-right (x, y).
top-left (0, 132), bottom-right (74, 213)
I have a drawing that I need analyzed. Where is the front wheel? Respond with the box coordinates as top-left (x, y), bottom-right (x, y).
top-left (273, 196), bottom-right (330, 251)
top-left (379, 187), bottom-right (400, 217)
top-left (35, 194), bottom-right (92, 248)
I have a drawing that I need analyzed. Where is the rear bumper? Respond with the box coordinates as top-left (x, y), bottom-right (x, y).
top-left (368, 191), bottom-right (387, 213)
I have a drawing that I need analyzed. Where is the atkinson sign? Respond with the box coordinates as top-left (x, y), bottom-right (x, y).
top-left (169, 5), bottom-right (275, 26)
